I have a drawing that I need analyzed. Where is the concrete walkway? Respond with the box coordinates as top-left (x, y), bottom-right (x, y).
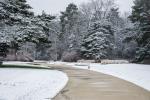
top-left (49, 64), bottom-right (150, 100)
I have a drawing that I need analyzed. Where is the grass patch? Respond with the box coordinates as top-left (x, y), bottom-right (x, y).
top-left (0, 64), bottom-right (50, 70)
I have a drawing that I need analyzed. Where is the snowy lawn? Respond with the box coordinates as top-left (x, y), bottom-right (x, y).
top-left (64, 62), bottom-right (150, 91)
top-left (0, 68), bottom-right (68, 100)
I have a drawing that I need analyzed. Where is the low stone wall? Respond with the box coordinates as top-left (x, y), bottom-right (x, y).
top-left (77, 59), bottom-right (95, 63)
top-left (101, 60), bottom-right (129, 64)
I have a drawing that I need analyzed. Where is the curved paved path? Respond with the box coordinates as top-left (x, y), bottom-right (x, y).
top-left (48, 64), bottom-right (150, 100)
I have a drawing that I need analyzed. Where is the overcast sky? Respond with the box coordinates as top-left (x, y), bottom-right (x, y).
top-left (27, 0), bottom-right (134, 15)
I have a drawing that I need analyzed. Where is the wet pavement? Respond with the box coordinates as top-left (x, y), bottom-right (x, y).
top-left (49, 64), bottom-right (150, 100)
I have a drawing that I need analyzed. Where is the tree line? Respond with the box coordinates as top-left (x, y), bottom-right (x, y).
top-left (0, 0), bottom-right (149, 63)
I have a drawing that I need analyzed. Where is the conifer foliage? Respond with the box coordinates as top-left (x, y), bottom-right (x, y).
top-left (81, 21), bottom-right (114, 61)
top-left (0, 0), bottom-right (34, 50)
top-left (60, 3), bottom-right (79, 51)
top-left (0, 0), bottom-right (33, 25)
top-left (129, 0), bottom-right (150, 62)
top-left (0, 0), bottom-right (54, 58)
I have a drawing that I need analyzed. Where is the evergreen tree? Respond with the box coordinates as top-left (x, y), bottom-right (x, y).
top-left (59, 3), bottom-right (79, 51)
top-left (129, 0), bottom-right (150, 62)
top-left (0, 0), bottom-right (33, 25)
top-left (0, 0), bottom-right (34, 51)
top-left (81, 21), bottom-right (114, 61)
top-left (33, 12), bottom-right (55, 60)
top-left (17, 11), bottom-right (55, 59)
top-left (0, 1), bottom-right (54, 58)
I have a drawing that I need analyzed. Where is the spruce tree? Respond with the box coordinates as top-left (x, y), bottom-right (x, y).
top-left (81, 21), bottom-right (114, 61)
top-left (129, 0), bottom-right (150, 62)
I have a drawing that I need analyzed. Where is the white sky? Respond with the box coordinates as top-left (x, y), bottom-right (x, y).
top-left (27, 0), bottom-right (134, 15)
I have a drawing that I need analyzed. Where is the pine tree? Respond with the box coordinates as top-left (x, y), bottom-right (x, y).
top-left (0, 0), bottom-right (33, 25)
top-left (81, 20), bottom-right (114, 61)
top-left (129, 0), bottom-right (150, 62)
top-left (0, 0), bottom-right (34, 50)
top-left (0, 0), bottom-right (57, 60)
top-left (59, 3), bottom-right (79, 51)
top-left (33, 12), bottom-right (55, 59)
top-left (16, 11), bottom-right (55, 59)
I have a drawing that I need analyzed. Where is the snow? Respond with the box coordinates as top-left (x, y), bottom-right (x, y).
top-left (0, 68), bottom-right (68, 100)
top-left (64, 62), bottom-right (150, 91)
top-left (3, 61), bottom-right (31, 65)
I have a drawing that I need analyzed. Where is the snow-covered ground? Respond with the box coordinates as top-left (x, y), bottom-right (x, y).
top-left (64, 62), bottom-right (150, 91)
top-left (0, 68), bottom-right (68, 100)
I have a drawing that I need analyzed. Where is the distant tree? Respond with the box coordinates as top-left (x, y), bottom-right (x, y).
top-left (129, 0), bottom-right (150, 62)
top-left (90, 0), bottom-right (115, 21)
top-left (59, 3), bottom-right (80, 58)
top-left (107, 8), bottom-right (124, 28)
top-left (79, 0), bottom-right (116, 27)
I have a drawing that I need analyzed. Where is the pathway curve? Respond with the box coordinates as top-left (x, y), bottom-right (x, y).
top-left (47, 64), bottom-right (150, 100)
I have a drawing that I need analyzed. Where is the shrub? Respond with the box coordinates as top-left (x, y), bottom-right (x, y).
top-left (62, 51), bottom-right (80, 62)
top-left (5, 52), bottom-right (33, 62)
